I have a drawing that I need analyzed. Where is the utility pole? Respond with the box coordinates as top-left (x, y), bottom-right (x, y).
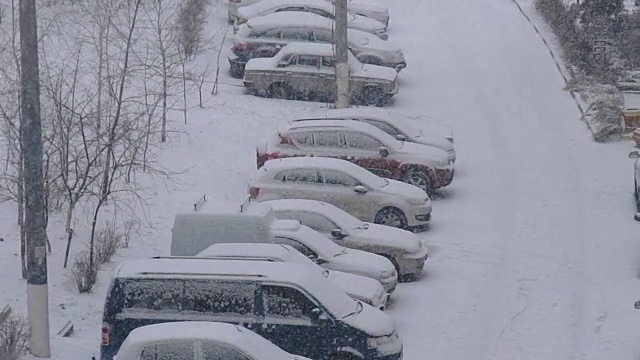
top-left (19, 0), bottom-right (51, 357)
top-left (334, 0), bottom-right (350, 109)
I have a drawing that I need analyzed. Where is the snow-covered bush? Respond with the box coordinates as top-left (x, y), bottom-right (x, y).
top-left (0, 314), bottom-right (29, 360)
top-left (70, 251), bottom-right (99, 293)
top-left (176, 0), bottom-right (211, 59)
top-left (94, 221), bottom-right (124, 265)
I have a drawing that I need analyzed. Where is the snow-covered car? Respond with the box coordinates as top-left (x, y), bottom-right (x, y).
top-left (256, 119), bottom-right (453, 193)
top-left (235, 0), bottom-right (388, 40)
top-left (243, 43), bottom-right (398, 106)
top-left (114, 321), bottom-right (310, 360)
top-left (229, 12), bottom-right (406, 77)
top-left (268, 219), bottom-right (398, 293)
top-left (196, 243), bottom-right (389, 308)
top-left (315, 107), bottom-right (457, 162)
top-left (257, 199), bottom-right (428, 278)
top-left (228, 0), bottom-right (390, 26)
top-left (249, 157), bottom-right (432, 229)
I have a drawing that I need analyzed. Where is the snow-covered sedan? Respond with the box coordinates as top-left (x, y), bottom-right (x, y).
top-left (230, 12), bottom-right (406, 77)
top-left (257, 119), bottom-right (453, 193)
top-left (316, 107), bottom-right (457, 162)
top-left (235, 0), bottom-right (388, 40)
top-left (249, 157), bottom-right (432, 229)
top-left (228, 0), bottom-right (390, 26)
top-left (258, 199), bottom-right (428, 278)
top-left (114, 321), bottom-right (312, 360)
top-left (196, 243), bottom-right (389, 308)
top-left (243, 43), bottom-right (398, 106)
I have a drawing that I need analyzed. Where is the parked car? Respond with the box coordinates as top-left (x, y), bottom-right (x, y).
top-left (243, 43), bottom-right (398, 106)
top-left (114, 321), bottom-right (312, 360)
top-left (194, 243), bottom-right (389, 308)
top-left (256, 119), bottom-right (453, 193)
top-left (629, 150), bottom-right (640, 221)
top-left (101, 259), bottom-right (403, 360)
top-left (229, 12), bottom-right (405, 77)
top-left (170, 202), bottom-right (399, 293)
top-left (248, 157), bottom-right (432, 229)
top-left (235, 0), bottom-right (388, 40)
top-left (313, 107), bottom-right (457, 162)
top-left (228, 0), bottom-right (390, 26)
top-left (255, 199), bottom-right (428, 278)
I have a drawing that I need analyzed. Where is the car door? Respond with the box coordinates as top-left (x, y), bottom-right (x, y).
top-left (276, 168), bottom-right (324, 201)
top-left (317, 56), bottom-right (337, 101)
top-left (256, 284), bottom-right (333, 359)
top-left (308, 130), bottom-right (347, 159)
top-left (287, 54), bottom-right (322, 99)
top-left (343, 130), bottom-right (398, 178)
top-left (318, 169), bottom-right (369, 219)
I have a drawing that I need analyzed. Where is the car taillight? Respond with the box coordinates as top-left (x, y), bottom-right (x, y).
top-left (101, 322), bottom-right (110, 346)
top-left (232, 42), bottom-right (248, 52)
top-left (249, 187), bottom-right (261, 199)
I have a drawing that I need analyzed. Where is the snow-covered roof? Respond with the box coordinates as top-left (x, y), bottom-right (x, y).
top-left (325, 107), bottom-right (402, 122)
top-left (117, 322), bottom-right (302, 360)
top-left (259, 156), bottom-right (379, 181)
top-left (197, 242), bottom-right (305, 262)
top-left (239, 0), bottom-right (334, 18)
top-left (190, 199), bottom-right (271, 216)
top-left (247, 11), bottom-right (332, 30)
top-left (277, 42), bottom-right (338, 58)
top-left (113, 258), bottom-right (357, 319)
top-left (261, 199), bottom-right (364, 230)
top-left (285, 119), bottom-right (399, 147)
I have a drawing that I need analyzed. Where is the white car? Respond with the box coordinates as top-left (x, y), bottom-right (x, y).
top-left (257, 199), bottom-right (428, 278)
top-left (228, 0), bottom-right (390, 26)
top-left (235, 0), bottom-right (388, 39)
top-left (318, 107), bottom-right (457, 162)
top-left (196, 243), bottom-right (389, 308)
top-left (249, 157), bottom-right (432, 229)
top-left (114, 321), bottom-right (311, 360)
top-left (270, 219), bottom-right (398, 293)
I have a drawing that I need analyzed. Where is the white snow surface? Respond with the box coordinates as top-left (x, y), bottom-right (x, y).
top-left (1, 0), bottom-right (640, 359)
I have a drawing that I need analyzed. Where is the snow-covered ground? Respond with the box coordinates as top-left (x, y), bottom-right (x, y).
top-left (2, 0), bottom-right (640, 359)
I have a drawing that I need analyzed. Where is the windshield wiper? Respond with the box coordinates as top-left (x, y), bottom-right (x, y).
top-left (335, 247), bottom-right (348, 257)
top-left (341, 301), bottom-right (364, 319)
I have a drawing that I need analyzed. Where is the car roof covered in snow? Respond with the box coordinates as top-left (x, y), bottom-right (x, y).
top-left (283, 119), bottom-right (399, 145)
top-left (112, 258), bottom-right (356, 318)
top-left (247, 11), bottom-right (334, 30)
top-left (116, 321), bottom-right (307, 360)
top-left (239, 0), bottom-right (334, 18)
top-left (261, 198), bottom-right (343, 215)
top-left (257, 156), bottom-right (377, 179)
top-left (197, 242), bottom-right (309, 263)
top-left (277, 42), bottom-right (338, 58)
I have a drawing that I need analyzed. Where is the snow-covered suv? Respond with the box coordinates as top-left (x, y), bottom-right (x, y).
top-left (257, 119), bottom-right (454, 193)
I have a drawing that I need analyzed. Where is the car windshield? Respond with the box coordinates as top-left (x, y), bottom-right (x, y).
top-left (344, 164), bottom-right (389, 188)
top-left (318, 205), bottom-right (368, 230)
top-left (295, 225), bottom-right (346, 258)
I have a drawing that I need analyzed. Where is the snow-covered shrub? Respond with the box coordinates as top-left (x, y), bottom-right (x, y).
top-left (0, 314), bottom-right (29, 360)
top-left (619, 11), bottom-right (640, 69)
top-left (70, 251), bottom-right (99, 293)
top-left (569, 81), bottom-right (625, 140)
top-left (175, 0), bottom-right (211, 58)
top-left (94, 221), bottom-right (123, 265)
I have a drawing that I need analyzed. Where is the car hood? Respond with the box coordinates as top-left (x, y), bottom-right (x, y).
top-left (347, 0), bottom-right (388, 15)
top-left (326, 270), bottom-right (384, 301)
top-left (350, 224), bottom-right (423, 253)
top-left (381, 179), bottom-right (429, 203)
top-left (411, 132), bottom-right (455, 152)
top-left (245, 58), bottom-right (275, 72)
top-left (353, 64), bottom-right (397, 82)
top-left (349, 14), bottom-right (386, 31)
top-left (349, 31), bottom-right (400, 53)
top-left (342, 302), bottom-right (397, 337)
top-left (327, 248), bottom-right (395, 279)
top-left (397, 141), bottom-right (450, 165)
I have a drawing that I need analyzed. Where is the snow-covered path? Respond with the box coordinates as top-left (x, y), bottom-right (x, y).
top-left (385, 0), bottom-right (640, 359)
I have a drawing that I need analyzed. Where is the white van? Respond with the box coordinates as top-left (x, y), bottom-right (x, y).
top-left (170, 201), bottom-right (398, 293)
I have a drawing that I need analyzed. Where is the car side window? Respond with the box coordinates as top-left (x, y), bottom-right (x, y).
top-left (281, 28), bottom-right (311, 41)
top-left (294, 211), bottom-right (339, 233)
top-left (313, 131), bottom-right (344, 148)
top-left (123, 279), bottom-right (183, 311)
top-left (262, 285), bottom-right (316, 320)
top-left (283, 169), bottom-right (319, 183)
top-left (182, 280), bottom-right (256, 315)
top-left (295, 55), bottom-right (319, 68)
top-left (139, 341), bottom-right (195, 360)
top-left (307, 8), bottom-right (333, 19)
top-left (321, 56), bottom-right (336, 69)
top-left (252, 28), bottom-right (280, 39)
top-left (321, 170), bottom-right (360, 187)
top-left (313, 29), bottom-right (333, 43)
top-left (344, 132), bottom-right (383, 151)
top-left (289, 131), bottom-right (313, 147)
top-left (201, 343), bottom-right (253, 360)
top-left (275, 237), bottom-right (318, 259)
top-left (363, 119), bottom-right (400, 137)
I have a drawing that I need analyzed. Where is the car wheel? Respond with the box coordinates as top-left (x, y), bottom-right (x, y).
top-left (402, 169), bottom-right (433, 193)
top-left (268, 83), bottom-right (290, 99)
top-left (361, 86), bottom-right (385, 106)
top-left (374, 207), bottom-right (408, 229)
top-left (331, 353), bottom-right (359, 360)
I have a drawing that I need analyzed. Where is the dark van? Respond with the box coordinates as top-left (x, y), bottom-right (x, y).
top-left (100, 258), bottom-right (403, 360)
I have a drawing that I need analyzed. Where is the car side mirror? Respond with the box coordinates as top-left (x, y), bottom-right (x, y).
top-left (354, 185), bottom-right (368, 194)
top-left (310, 307), bottom-right (328, 322)
top-left (629, 151), bottom-right (640, 159)
top-left (331, 229), bottom-right (347, 239)
top-left (379, 146), bottom-right (389, 157)
top-left (635, 300), bottom-right (640, 309)
top-left (277, 60), bottom-right (288, 68)
top-left (395, 134), bottom-right (406, 141)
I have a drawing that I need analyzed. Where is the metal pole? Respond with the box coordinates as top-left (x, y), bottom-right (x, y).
top-left (19, 0), bottom-right (51, 357)
top-left (334, 0), bottom-right (350, 109)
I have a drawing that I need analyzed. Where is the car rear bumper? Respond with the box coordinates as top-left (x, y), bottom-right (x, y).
top-left (434, 166), bottom-right (454, 188)
top-left (228, 56), bottom-right (247, 77)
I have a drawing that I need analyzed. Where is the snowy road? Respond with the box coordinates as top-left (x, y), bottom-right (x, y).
top-left (384, 0), bottom-right (640, 359)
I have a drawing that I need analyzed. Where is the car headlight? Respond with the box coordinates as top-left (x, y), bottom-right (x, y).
top-left (367, 332), bottom-right (398, 348)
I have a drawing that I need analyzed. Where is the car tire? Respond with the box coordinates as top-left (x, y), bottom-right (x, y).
top-left (374, 207), bottom-right (408, 229)
top-left (402, 169), bottom-right (433, 193)
top-left (361, 86), bottom-right (385, 107)
top-left (268, 83), bottom-right (290, 99)
top-left (331, 353), bottom-right (359, 360)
